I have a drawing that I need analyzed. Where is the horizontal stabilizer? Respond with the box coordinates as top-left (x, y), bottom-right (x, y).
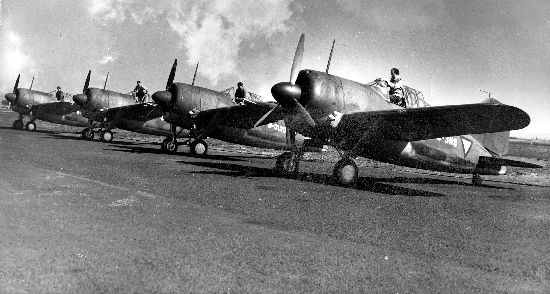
top-left (478, 156), bottom-right (545, 169)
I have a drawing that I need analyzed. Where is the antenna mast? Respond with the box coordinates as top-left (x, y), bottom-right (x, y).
top-left (103, 72), bottom-right (110, 90)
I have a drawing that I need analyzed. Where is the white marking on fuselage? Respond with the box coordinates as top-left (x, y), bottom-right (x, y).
top-left (267, 123), bottom-right (286, 134)
top-left (462, 138), bottom-right (472, 154)
top-left (436, 137), bottom-right (458, 148)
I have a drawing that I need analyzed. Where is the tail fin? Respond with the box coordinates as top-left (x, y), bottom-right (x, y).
top-left (471, 98), bottom-right (510, 156)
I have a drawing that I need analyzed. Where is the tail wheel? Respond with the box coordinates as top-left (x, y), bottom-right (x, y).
top-left (84, 129), bottom-right (94, 141)
top-left (161, 137), bottom-right (171, 151)
top-left (25, 121), bottom-right (36, 131)
top-left (100, 131), bottom-right (113, 143)
top-left (166, 139), bottom-right (178, 153)
top-left (333, 158), bottom-right (358, 186)
top-left (275, 152), bottom-right (299, 177)
top-left (190, 139), bottom-right (208, 157)
top-left (13, 120), bottom-right (24, 130)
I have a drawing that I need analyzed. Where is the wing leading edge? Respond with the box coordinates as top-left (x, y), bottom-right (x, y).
top-left (336, 103), bottom-right (530, 142)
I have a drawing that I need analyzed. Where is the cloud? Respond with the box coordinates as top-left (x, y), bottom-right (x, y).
top-left (99, 54), bottom-right (117, 64)
top-left (1, 30), bottom-right (37, 93)
top-left (88, 0), bottom-right (293, 84)
top-left (336, 0), bottom-right (447, 32)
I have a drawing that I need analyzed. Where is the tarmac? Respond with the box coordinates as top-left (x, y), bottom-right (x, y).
top-left (1, 110), bottom-right (550, 293)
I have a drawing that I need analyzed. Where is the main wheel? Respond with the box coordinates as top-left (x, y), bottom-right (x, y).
top-left (84, 129), bottom-right (95, 141)
top-left (100, 130), bottom-right (113, 143)
top-left (333, 158), bottom-right (359, 186)
top-left (166, 139), bottom-right (178, 153)
top-left (161, 137), bottom-right (171, 151)
top-left (275, 152), bottom-right (299, 177)
top-left (25, 121), bottom-right (36, 131)
top-left (190, 139), bottom-right (208, 157)
top-left (472, 174), bottom-right (483, 186)
top-left (13, 120), bottom-right (24, 130)
top-left (81, 128), bottom-right (89, 139)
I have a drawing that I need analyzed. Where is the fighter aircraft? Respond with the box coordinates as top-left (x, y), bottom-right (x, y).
top-left (4, 75), bottom-right (88, 131)
top-left (71, 60), bottom-right (189, 143)
top-left (151, 63), bottom-right (322, 156)
top-left (250, 34), bottom-right (542, 186)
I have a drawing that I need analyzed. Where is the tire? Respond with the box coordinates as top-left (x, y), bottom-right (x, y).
top-left (333, 158), bottom-right (359, 186)
top-left (25, 121), bottom-right (36, 131)
top-left (275, 152), bottom-right (299, 177)
top-left (100, 130), bottom-right (113, 143)
top-left (190, 139), bottom-right (208, 157)
top-left (472, 174), bottom-right (483, 186)
top-left (81, 128), bottom-right (89, 139)
top-left (84, 129), bottom-right (94, 141)
top-left (161, 137), bottom-right (171, 151)
top-left (166, 139), bottom-right (178, 153)
top-left (13, 120), bottom-right (24, 130)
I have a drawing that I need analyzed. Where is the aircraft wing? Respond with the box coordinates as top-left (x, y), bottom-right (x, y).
top-left (96, 103), bottom-right (163, 122)
top-left (335, 103), bottom-right (531, 142)
top-left (31, 101), bottom-right (80, 116)
top-left (194, 100), bottom-right (283, 129)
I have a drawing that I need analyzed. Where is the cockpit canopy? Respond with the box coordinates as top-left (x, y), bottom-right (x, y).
top-left (367, 81), bottom-right (430, 108)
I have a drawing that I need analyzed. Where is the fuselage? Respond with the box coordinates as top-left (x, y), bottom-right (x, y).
top-left (167, 82), bottom-right (318, 151)
top-left (293, 69), bottom-right (505, 175)
top-left (8, 88), bottom-right (88, 127)
top-left (81, 87), bottom-right (188, 137)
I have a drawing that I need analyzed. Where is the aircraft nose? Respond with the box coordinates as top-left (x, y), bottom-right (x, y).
top-left (5, 93), bottom-right (16, 103)
top-left (152, 91), bottom-right (172, 108)
top-left (271, 82), bottom-right (302, 108)
top-left (73, 94), bottom-right (88, 106)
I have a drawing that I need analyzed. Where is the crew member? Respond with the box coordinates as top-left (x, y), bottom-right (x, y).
top-left (55, 86), bottom-right (64, 102)
top-left (376, 68), bottom-right (406, 107)
top-left (234, 82), bottom-right (248, 104)
top-left (133, 81), bottom-right (148, 103)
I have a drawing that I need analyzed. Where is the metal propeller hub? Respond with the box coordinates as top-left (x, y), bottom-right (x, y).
top-left (152, 91), bottom-right (172, 110)
top-left (271, 82), bottom-right (302, 108)
top-left (5, 93), bottom-right (16, 103)
top-left (73, 94), bottom-right (87, 107)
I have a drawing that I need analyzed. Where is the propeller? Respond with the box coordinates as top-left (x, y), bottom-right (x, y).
top-left (166, 59), bottom-right (177, 90)
top-left (73, 71), bottom-right (91, 107)
top-left (254, 33), bottom-right (315, 133)
top-left (4, 74), bottom-right (20, 103)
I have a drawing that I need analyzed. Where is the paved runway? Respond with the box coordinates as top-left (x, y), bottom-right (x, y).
top-left (1, 111), bottom-right (549, 293)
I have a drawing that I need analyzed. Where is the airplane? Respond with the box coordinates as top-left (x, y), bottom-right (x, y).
top-left (71, 60), bottom-right (190, 143)
top-left (150, 63), bottom-right (322, 157)
top-left (245, 33), bottom-right (542, 186)
top-left (3, 75), bottom-right (88, 131)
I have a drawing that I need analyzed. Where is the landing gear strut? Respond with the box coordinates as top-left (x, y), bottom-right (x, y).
top-left (472, 174), bottom-right (483, 186)
top-left (275, 151), bottom-right (300, 177)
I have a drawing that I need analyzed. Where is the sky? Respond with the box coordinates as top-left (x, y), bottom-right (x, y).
top-left (1, 0), bottom-right (549, 138)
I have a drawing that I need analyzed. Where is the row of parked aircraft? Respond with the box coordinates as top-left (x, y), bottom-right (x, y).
top-left (4, 34), bottom-right (542, 186)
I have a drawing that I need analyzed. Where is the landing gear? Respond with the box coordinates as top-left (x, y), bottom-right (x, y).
top-left (81, 128), bottom-right (89, 139)
top-left (84, 128), bottom-right (94, 141)
top-left (25, 121), bottom-right (36, 132)
top-left (99, 130), bottom-right (113, 143)
top-left (190, 139), bottom-right (208, 157)
top-left (166, 138), bottom-right (178, 153)
top-left (12, 120), bottom-right (24, 130)
top-left (161, 137), bottom-right (171, 151)
top-left (472, 174), bottom-right (483, 186)
top-left (275, 152), bottom-right (300, 178)
top-left (333, 158), bottom-right (358, 186)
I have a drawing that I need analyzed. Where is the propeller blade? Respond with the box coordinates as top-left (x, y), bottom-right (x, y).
top-left (83, 70), bottom-right (91, 94)
top-left (13, 74), bottom-right (20, 93)
top-left (254, 104), bottom-right (279, 128)
top-left (290, 98), bottom-right (316, 127)
top-left (166, 59), bottom-right (177, 90)
top-left (290, 33), bottom-right (305, 84)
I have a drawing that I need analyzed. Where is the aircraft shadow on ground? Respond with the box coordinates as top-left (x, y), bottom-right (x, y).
top-left (179, 160), bottom-right (453, 197)
top-left (39, 131), bottom-right (155, 146)
top-left (106, 144), bottom-right (264, 162)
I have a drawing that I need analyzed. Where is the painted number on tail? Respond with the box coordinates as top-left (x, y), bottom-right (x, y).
top-left (267, 123), bottom-right (286, 134)
top-left (436, 137), bottom-right (458, 147)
